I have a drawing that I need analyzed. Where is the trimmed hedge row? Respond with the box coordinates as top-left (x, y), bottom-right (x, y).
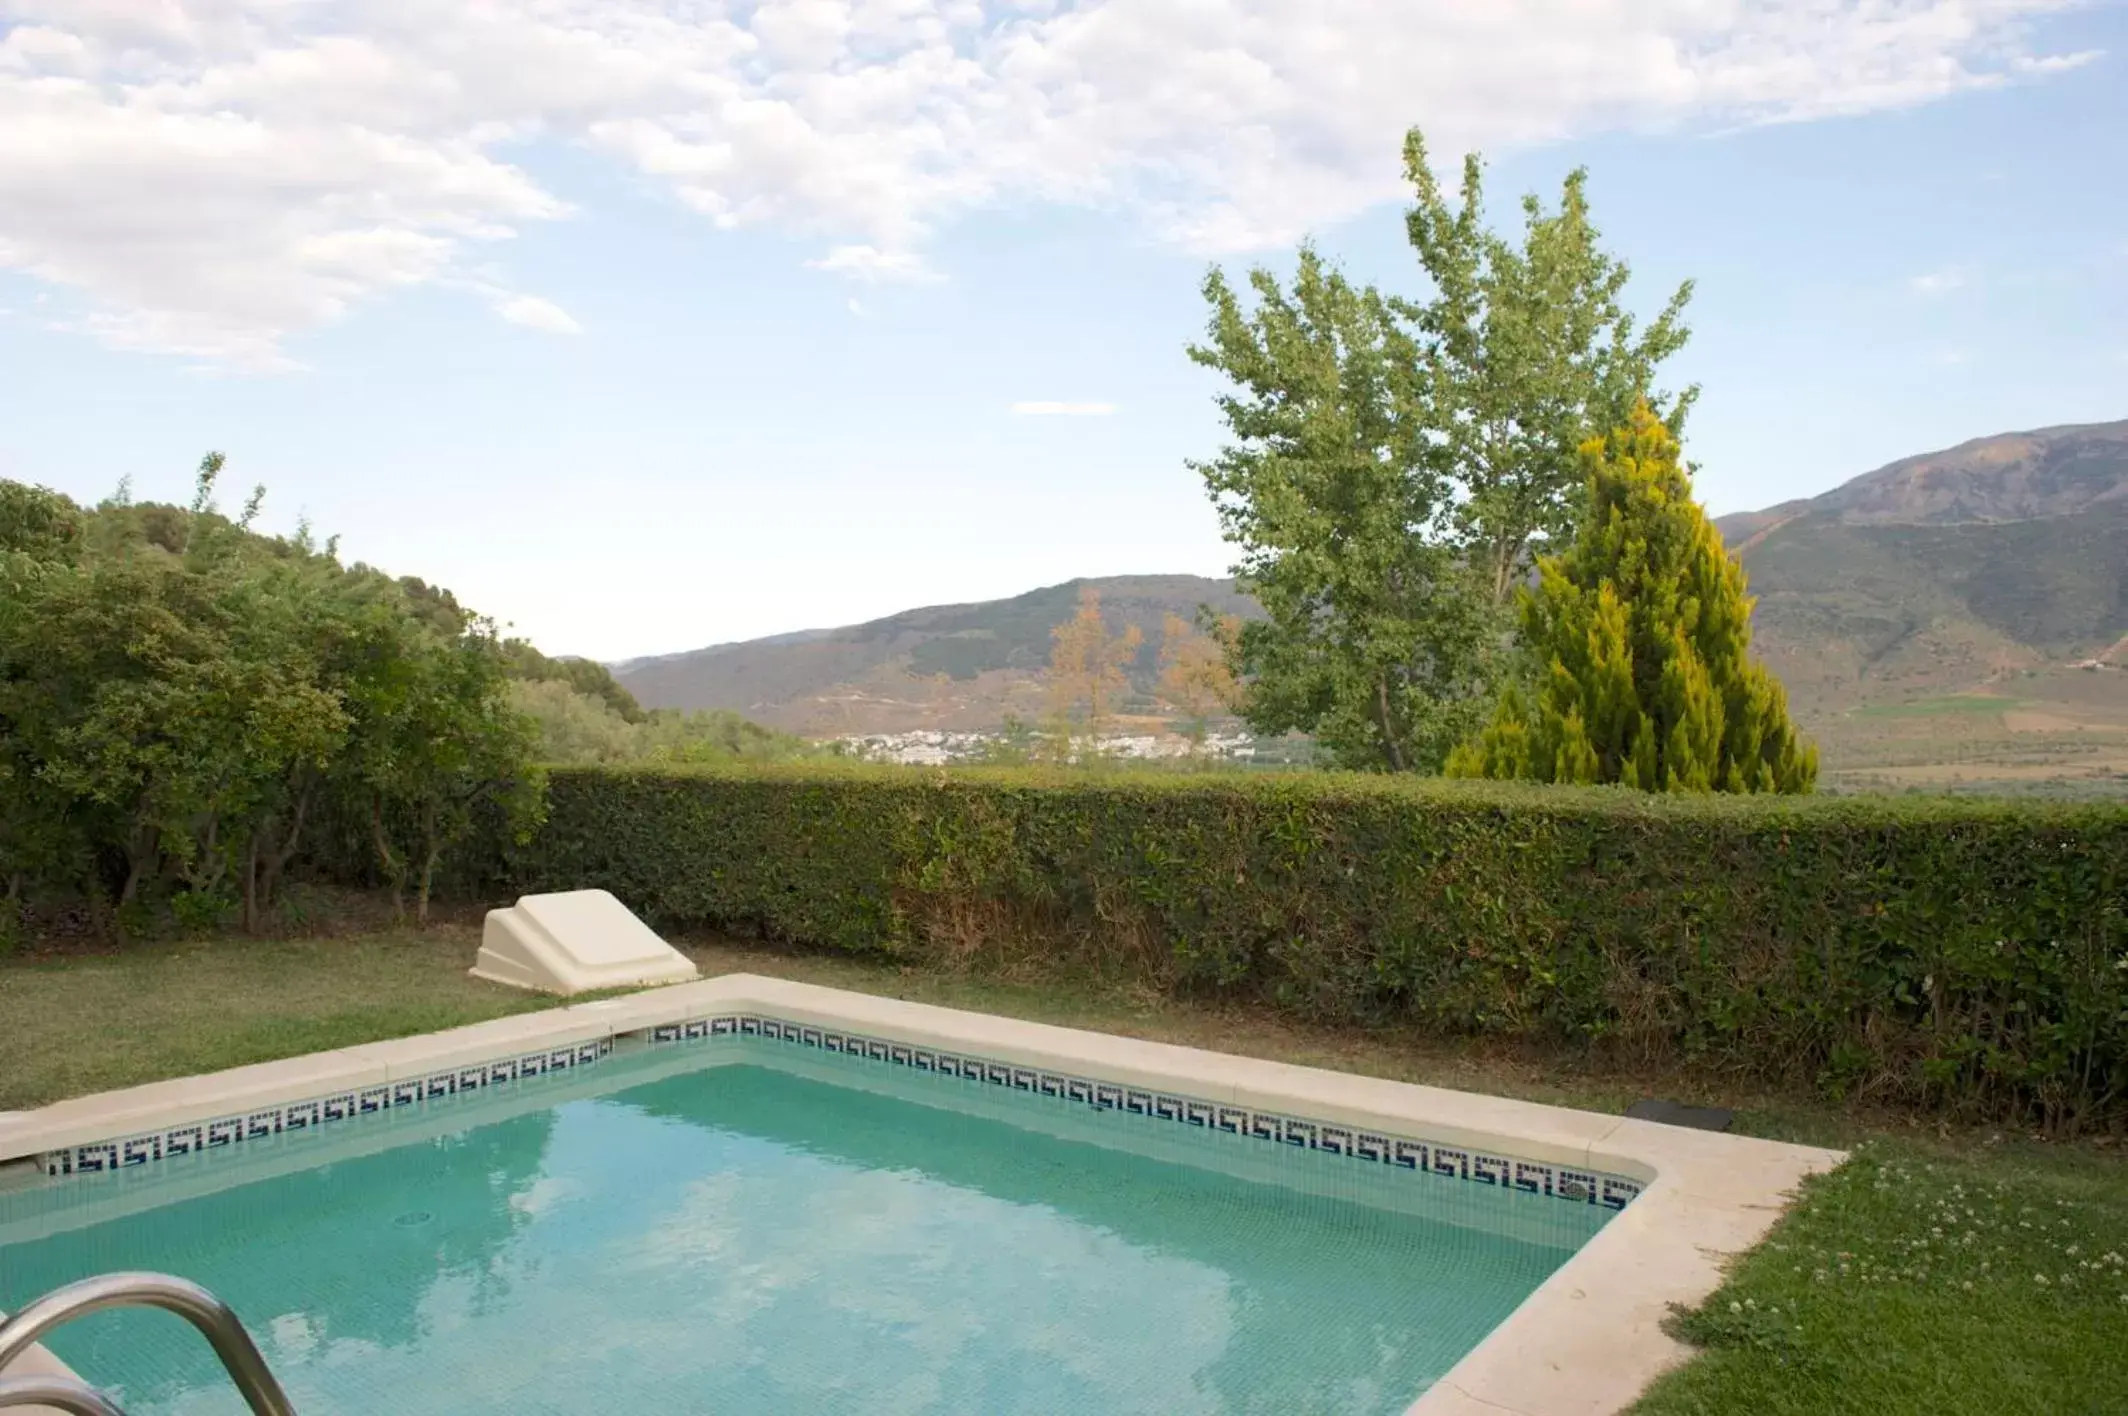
top-left (490, 765), bottom-right (2127, 1128)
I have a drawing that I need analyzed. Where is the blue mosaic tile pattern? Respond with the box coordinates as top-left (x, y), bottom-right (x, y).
top-left (40, 1039), bottom-right (613, 1178)
top-left (651, 1014), bottom-right (1645, 1212)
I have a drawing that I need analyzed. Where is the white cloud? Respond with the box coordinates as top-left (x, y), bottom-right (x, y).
top-left (1909, 265), bottom-right (1972, 297)
top-left (0, 0), bottom-right (2095, 365)
top-left (2016, 49), bottom-right (2102, 73)
top-left (486, 290), bottom-right (585, 334)
top-left (804, 244), bottom-right (940, 283)
top-left (1012, 400), bottom-right (1117, 415)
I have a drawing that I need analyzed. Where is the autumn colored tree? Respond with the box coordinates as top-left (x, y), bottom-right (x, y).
top-left (1157, 612), bottom-right (1242, 748)
top-left (1446, 402), bottom-right (1816, 793)
top-left (1047, 586), bottom-right (1143, 754)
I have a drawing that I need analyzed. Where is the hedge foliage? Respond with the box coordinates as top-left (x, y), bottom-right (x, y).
top-left (490, 765), bottom-right (2128, 1129)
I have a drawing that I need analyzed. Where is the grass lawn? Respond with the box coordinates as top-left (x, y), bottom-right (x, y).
top-left (0, 926), bottom-right (557, 1111)
top-left (4, 925), bottom-right (2124, 1414)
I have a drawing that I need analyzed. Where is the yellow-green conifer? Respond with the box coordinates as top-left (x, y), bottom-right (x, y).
top-left (1447, 401), bottom-right (1816, 793)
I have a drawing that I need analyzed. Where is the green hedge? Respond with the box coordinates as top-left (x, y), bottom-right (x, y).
top-left (495, 764), bottom-right (2128, 1128)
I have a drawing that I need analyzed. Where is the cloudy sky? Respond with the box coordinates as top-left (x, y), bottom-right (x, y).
top-left (2, 1), bottom-right (2123, 661)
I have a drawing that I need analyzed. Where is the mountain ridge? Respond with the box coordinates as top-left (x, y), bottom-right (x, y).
top-left (615, 574), bottom-right (1257, 732)
top-left (1713, 417), bottom-right (2128, 539)
top-left (616, 418), bottom-right (2128, 779)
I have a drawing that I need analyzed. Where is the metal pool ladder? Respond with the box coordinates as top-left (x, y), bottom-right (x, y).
top-left (0, 1272), bottom-right (297, 1416)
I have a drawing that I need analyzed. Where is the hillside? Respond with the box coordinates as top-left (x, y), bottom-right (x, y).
top-left (1721, 496), bottom-right (2128, 710)
top-left (616, 575), bottom-right (1258, 735)
top-left (619, 419), bottom-right (2127, 788)
top-left (1708, 418), bottom-right (2128, 791)
top-left (1711, 420), bottom-right (2128, 696)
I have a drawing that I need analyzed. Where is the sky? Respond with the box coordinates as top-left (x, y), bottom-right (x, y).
top-left (1, 1), bottom-right (2124, 664)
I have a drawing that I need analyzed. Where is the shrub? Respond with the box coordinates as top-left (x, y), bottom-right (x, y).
top-left (1449, 402), bottom-right (1815, 793)
top-left (0, 466), bottom-right (543, 936)
top-left (492, 764), bottom-right (2128, 1130)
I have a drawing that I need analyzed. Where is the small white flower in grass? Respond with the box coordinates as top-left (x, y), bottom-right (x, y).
top-left (1730, 1301), bottom-right (1742, 1313)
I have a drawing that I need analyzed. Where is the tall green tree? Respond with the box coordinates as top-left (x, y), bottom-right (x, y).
top-left (1188, 249), bottom-right (1495, 771)
top-left (0, 482), bottom-right (92, 913)
top-left (1446, 402), bottom-right (1817, 793)
top-left (337, 605), bottom-right (542, 925)
top-left (1188, 125), bottom-right (1697, 770)
top-left (1399, 130), bottom-right (1698, 604)
top-left (0, 478), bottom-right (348, 931)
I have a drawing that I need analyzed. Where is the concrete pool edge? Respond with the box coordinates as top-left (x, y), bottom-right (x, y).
top-left (0, 972), bottom-right (1843, 1416)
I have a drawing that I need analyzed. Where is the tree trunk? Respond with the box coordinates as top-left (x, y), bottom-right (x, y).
top-left (113, 826), bottom-right (156, 944)
top-left (1491, 535), bottom-right (1523, 605)
top-left (370, 795), bottom-right (404, 918)
top-left (417, 849), bottom-right (439, 927)
top-left (1375, 677), bottom-right (1407, 772)
top-left (118, 829), bottom-right (154, 907)
top-left (415, 801), bottom-right (439, 926)
top-left (261, 778), bottom-right (314, 912)
top-left (242, 833), bottom-right (260, 934)
top-left (188, 815), bottom-right (225, 896)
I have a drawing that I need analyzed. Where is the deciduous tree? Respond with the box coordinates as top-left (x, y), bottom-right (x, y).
top-left (1046, 586), bottom-right (1143, 755)
top-left (1189, 249), bottom-right (1494, 771)
top-left (0, 456), bottom-right (548, 935)
top-left (1157, 612), bottom-right (1242, 749)
top-left (1399, 130), bottom-right (1698, 605)
top-left (1187, 125), bottom-right (1697, 771)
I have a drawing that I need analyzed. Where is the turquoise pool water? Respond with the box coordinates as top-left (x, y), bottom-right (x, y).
top-left (1, 1037), bottom-right (1611, 1415)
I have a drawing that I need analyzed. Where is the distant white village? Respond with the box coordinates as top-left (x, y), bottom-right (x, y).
top-left (838, 728), bottom-right (1265, 766)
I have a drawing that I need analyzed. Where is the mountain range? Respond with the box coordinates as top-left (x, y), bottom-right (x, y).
top-left (615, 575), bottom-right (1260, 736)
top-left (615, 418), bottom-right (2128, 785)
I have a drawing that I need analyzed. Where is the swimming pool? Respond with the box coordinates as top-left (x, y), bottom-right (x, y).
top-left (0, 977), bottom-right (1843, 1414)
top-left (1, 1026), bottom-right (1618, 1416)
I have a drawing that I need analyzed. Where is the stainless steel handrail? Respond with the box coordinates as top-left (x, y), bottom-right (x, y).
top-left (0, 1373), bottom-right (130, 1415)
top-left (0, 1274), bottom-right (294, 1416)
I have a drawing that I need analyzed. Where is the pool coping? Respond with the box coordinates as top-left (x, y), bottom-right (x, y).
top-left (0, 973), bottom-right (1843, 1416)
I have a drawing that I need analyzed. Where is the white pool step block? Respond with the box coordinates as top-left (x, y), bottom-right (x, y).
top-left (472, 889), bottom-right (698, 996)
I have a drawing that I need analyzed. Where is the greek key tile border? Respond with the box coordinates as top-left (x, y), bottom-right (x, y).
top-left (652, 1014), bottom-right (1644, 1213)
top-left (39, 1039), bottom-right (614, 1178)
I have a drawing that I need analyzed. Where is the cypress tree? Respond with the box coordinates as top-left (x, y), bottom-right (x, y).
top-left (1447, 401), bottom-right (1816, 793)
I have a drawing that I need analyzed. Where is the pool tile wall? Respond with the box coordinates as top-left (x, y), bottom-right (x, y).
top-left (648, 1013), bottom-right (1642, 1212)
top-left (35, 1018), bottom-right (1641, 1214)
top-left (37, 1039), bottom-right (613, 1177)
